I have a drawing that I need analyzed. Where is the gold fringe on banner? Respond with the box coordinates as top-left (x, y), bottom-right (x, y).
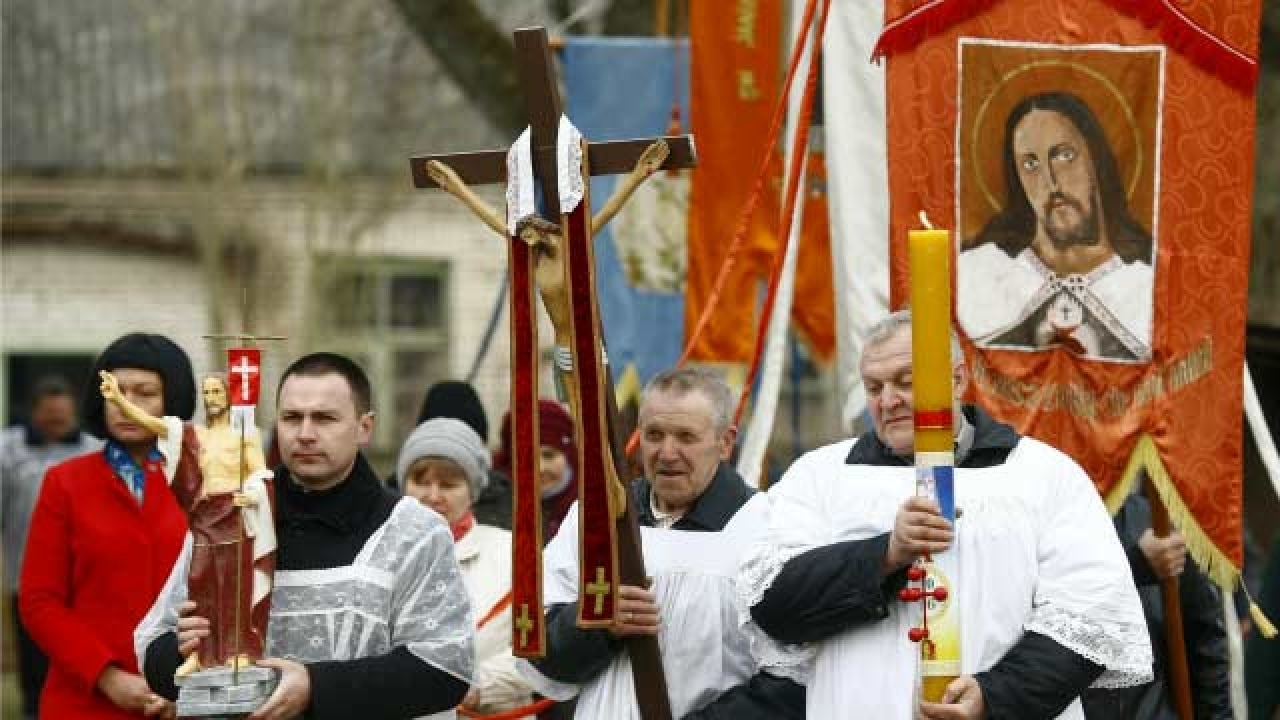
top-left (1107, 434), bottom-right (1275, 638)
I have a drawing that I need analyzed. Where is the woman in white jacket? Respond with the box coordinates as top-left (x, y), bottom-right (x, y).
top-left (398, 417), bottom-right (539, 718)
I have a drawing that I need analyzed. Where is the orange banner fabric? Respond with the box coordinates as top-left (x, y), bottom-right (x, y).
top-left (686, 0), bottom-right (836, 364)
top-left (883, 0), bottom-right (1260, 583)
top-left (792, 151), bottom-right (837, 361)
top-left (687, 0), bottom-right (781, 364)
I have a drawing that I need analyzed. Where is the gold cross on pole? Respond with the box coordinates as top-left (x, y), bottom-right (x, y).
top-left (514, 603), bottom-right (535, 649)
top-left (586, 566), bottom-right (612, 615)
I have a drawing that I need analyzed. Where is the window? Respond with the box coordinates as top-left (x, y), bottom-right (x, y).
top-left (317, 258), bottom-right (450, 467)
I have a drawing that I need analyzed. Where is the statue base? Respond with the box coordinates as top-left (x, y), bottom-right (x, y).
top-left (175, 665), bottom-right (279, 718)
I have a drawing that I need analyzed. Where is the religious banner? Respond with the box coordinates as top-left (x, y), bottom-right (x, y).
top-left (227, 346), bottom-right (262, 431)
top-left (685, 0), bottom-right (836, 368)
top-left (561, 37), bottom-right (691, 388)
top-left (227, 347), bottom-right (261, 405)
top-left (821, 0), bottom-right (890, 426)
top-left (878, 0), bottom-right (1261, 591)
top-left (560, 28), bottom-right (838, 414)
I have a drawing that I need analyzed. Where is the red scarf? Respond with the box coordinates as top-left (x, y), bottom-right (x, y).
top-left (450, 511), bottom-right (476, 543)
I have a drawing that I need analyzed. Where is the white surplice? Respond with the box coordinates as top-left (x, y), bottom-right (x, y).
top-left (737, 435), bottom-right (1152, 719)
top-left (136, 498), bottom-right (474, 720)
top-left (519, 494), bottom-right (793, 718)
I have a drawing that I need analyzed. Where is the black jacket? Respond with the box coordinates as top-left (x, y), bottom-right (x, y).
top-left (530, 462), bottom-right (805, 720)
top-left (750, 406), bottom-right (1107, 719)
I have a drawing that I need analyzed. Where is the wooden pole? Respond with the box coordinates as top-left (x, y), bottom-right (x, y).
top-left (1143, 477), bottom-right (1194, 720)
top-left (602, 363), bottom-right (672, 720)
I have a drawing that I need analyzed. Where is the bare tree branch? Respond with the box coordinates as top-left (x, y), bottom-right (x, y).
top-left (388, 0), bottom-right (523, 135)
top-left (603, 0), bottom-right (655, 36)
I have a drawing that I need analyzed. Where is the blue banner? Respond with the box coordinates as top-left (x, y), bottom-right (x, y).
top-left (561, 37), bottom-right (691, 388)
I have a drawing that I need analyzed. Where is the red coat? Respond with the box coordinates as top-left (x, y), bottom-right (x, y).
top-left (18, 450), bottom-right (187, 719)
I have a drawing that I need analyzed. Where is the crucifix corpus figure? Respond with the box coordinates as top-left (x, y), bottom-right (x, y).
top-left (410, 26), bottom-right (695, 720)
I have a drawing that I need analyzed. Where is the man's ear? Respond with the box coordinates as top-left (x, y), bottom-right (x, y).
top-left (357, 411), bottom-right (376, 447)
top-left (719, 425), bottom-right (738, 461)
top-left (953, 363), bottom-right (970, 398)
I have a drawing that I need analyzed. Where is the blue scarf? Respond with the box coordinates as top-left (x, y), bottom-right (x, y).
top-left (104, 441), bottom-right (161, 504)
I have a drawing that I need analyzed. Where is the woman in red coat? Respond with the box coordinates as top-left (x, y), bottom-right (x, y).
top-left (19, 333), bottom-right (193, 718)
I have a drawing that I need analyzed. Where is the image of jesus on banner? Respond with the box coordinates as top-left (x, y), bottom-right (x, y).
top-left (955, 41), bottom-right (1163, 363)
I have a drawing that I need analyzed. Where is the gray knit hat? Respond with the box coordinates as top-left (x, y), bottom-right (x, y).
top-left (396, 417), bottom-right (491, 501)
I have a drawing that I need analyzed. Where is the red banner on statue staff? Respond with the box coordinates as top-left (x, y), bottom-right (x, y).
top-left (227, 348), bottom-right (262, 407)
top-left (880, 0), bottom-right (1260, 591)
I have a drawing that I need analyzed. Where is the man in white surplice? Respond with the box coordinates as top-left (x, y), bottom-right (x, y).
top-left (739, 310), bottom-right (1151, 719)
top-left (518, 368), bottom-right (805, 719)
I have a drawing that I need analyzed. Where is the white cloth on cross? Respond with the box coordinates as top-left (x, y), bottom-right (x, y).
top-left (504, 116), bottom-right (586, 236)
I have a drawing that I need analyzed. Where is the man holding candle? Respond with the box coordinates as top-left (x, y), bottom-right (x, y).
top-left (739, 309), bottom-right (1151, 719)
top-left (957, 91), bottom-right (1155, 362)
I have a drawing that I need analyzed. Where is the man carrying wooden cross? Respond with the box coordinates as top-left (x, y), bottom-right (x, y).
top-left (520, 235), bottom-right (807, 719)
top-left (418, 26), bottom-right (804, 720)
top-left (428, 109), bottom-right (805, 720)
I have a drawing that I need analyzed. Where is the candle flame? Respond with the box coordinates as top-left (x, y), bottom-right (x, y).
top-left (918, 211), bottom-right (934, 230)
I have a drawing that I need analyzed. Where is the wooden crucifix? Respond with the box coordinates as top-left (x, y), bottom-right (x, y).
top-left (410, 26), bottom-right (695, 720)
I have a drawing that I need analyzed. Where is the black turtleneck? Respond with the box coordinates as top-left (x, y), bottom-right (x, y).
top-left (272, 454), bottom-right (399, 572)
top-left (144, 454), bottom-right (468, 719)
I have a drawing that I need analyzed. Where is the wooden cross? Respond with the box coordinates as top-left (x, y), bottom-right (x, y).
top-left (586, 565), bottom-right (612, 615)
top-left (410, 27), bottom-right (695, 218)
top-left (514, 603), bottom-right (535, 649)
top-left (410, 27), bottom-right (689, 720)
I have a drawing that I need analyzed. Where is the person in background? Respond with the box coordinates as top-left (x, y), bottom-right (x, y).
top-left (411, 380), bottom-right (512, 529)
top-left (1081, 490), bottom-right (1230, 719)
top-left (2, 375), bottom-right (102, 719)
top-left (495, 399), bottom-right (578, 543)
top-left (1246, 535), bottom-right (1280, 720)
top-left (19, 335), bottom-right (193, 718)
top-left (398, 417), bottom-right (538, 717)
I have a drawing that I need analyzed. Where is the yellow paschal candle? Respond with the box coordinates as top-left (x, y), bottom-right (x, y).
top-left (908, 228), bottom-right (954, 453)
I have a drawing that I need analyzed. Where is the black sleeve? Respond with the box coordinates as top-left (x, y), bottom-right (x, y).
top-left (974, 631), bottom-right (1104, 719)
top-left (750, 533), bottom-right (909, 645)
top-left (142, 631), bottom-right (182, 701)
top-left (1180, 566), bottom-right (1232, 720)
top-left (529, 601), bottom-right (624, 684)
top-left (681, 671), bottom-right (805, 720)
top-left (304, 646), bottom-right (468, 720)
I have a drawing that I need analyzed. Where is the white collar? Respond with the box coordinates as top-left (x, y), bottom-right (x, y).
top-left (648, 492), bottom-right (683, 529)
